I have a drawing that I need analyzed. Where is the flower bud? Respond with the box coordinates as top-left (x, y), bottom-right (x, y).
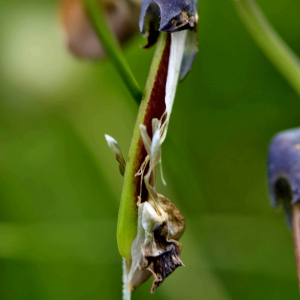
top-left (268, 128), bottom-right (300, 223)
top-left (105, 134), bottom-right (126, 176)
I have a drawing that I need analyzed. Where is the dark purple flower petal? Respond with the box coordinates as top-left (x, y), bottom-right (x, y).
top-left (139, 0), bottom-right (198, 46)
top-left (268, 128), bottom-right (300, 223)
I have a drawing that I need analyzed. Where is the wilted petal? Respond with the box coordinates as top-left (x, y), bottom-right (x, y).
top-left (125, 196), bottom-right (184, 294)
top-left (141, 124), bottom-right (161, 201)
top-left (150, 128), bottom-right (161, 169)
top-left (140, 125), bottom-right (152, 155)
top-left (155, 193), bottom-right (185, 240)
top-left (142, 194), bottom-right (185, 293)
top-left (141, 238), bottom-right (183, 293)
top-left (152, 118), bottom-right (160, 135)
top-left (124, 201), bottom-right (165, 294)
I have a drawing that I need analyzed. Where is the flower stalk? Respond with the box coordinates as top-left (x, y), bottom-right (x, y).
top-left (82, 0), bottom-right (143, 103)
top-left (245, 0), bottom-right (300, 291)
top-left (293, 203), bottom-right (300, 290)
top-left (232, 0), bottom-right (300, 97)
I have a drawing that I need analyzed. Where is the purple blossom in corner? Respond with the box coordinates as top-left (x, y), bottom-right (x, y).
top-left (268, 128), bottom-right (300, 224)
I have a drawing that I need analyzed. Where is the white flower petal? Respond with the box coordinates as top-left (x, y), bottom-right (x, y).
top-left (139, 125), bottom-right (152, 155)
top-left (150, 129), bottom-right (161, 169)
top-left (152, 118), bottom-right (160, 137)
top-left (165, 30), bottom-right (188, 116)
top-left (105, 134), bottom-right (126, 175)
top-left (161, 30), bottom-right (188, 144)
top-left (105, 134), bottom-right (123, 156)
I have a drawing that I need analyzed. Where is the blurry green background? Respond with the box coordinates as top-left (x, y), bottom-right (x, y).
top-left (1, 0), bottom-right (300, 299)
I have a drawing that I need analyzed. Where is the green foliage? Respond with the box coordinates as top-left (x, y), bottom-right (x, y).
top-left (0, 0), bottom-right (300, 299)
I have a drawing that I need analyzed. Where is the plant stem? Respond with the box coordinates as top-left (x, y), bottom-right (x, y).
top-left (293, 203), bottom-right (300, 291)
top-left (232, 0), bottom-right (300, 97)
top-left (117, 32), bottom-right (170, 260)
top-left (122, 259), bottom-right (131, 300)
top-left (83, 0), bottom-right (143, 103)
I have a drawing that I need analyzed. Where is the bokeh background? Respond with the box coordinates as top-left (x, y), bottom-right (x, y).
top-left (1, 0), bottom-right (300, 299)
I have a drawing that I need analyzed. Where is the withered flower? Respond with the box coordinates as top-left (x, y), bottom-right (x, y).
top-left (107, 118), bottom-right (185, 296)
top-left (59, 0), bottom-right (141, 58)
top-left (268, 128), bottom-right (300, 290)
top-left (104, 0), bottom-right (198, 298)
top-left (123, 118), bottom-right (185, 295)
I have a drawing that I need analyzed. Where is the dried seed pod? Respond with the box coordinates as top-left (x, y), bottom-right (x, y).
top-left (268, 128), bottom-right (300, 223)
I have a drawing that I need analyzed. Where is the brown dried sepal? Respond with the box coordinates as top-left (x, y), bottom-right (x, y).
top-left (125, 192), bottom-right (185, 295)
top-left (141, 194), bottom-right (185, 293)
top-left (141, 228), bottom-right (184, 293)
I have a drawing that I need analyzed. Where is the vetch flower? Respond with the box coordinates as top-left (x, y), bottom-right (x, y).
top-left (268, 128), bottom-right (300, 290)
top-left (118, 27), bottom-right (192, 295)
top-left (117, 29), bottom-right (193, 261)
top-left (103, 0), bottom-right (198, 298)
top-left (268, 128), bottom-right (300, 224)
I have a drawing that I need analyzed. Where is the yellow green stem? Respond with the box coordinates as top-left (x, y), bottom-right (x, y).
top-left (233, 0), bottom-right (300, 96)
top-left (83, 0), bottom-right (143, 103)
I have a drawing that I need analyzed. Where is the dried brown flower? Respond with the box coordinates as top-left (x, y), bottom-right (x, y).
top-left (123, 118), bottom-right (185, 296)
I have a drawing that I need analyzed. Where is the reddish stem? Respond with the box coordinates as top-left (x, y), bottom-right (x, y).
top-left (293, 203), bottom-right (300, 290)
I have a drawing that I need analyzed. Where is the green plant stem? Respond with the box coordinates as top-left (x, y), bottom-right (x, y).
top-left (117, 32), bottom-right (169, 260)
top-left (83, 0), bottom-right (143, 103)
top-left (232, 0), bottom-right (300, 97)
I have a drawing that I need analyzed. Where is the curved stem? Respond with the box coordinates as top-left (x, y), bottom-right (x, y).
top-left (232, 0), bottom-right (300, 97)
top-left (83, 0), bottom-right (143, 103)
